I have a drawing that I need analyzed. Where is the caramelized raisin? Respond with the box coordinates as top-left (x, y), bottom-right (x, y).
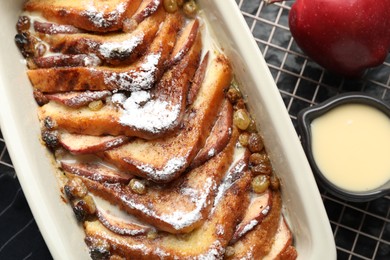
top-left (251, 175), bottom-right (270, 194)
top-left (246, 119), bottom-right (257, 132)
top-left (251, 163), bottom-right (272, 175)
top-left (248, 133), bottom-right (264, 153)
top-left (227, 88), bottom-right (241, 104)
top-left (15, 33), bottom-right (33, 58)
top-left (72, 195), bottom-right (96, 222)
top-left (249, 152), bottom-right (269, 166)
top-left (88, 239), bottom-right (111, 260)
top-left (164, 0), bottom-right (179, 13)
top-left (43, 116), bottom-right (57, 130)
top-left (16, 16), bottom-right (31, 33)
top-left (35, 43), bottom-right (47, 57)
top-left (238, 132), bottom-right (250, 147)
top-left (235, 99), bottom-right (246, 110)
top-left (233, 109), bottom-right (251, 130)
top-left (129, 179), bottom-right (146, 195)
top-left (33, 89), bottom-right (49, 106)
top-left (64, 177), bottom-right (88, 200)
top-left (88, 100), bottom-right (104, 111)
top-left (41, 130), bottom-right (59, 149)
top-left (183, 0), bottom-right (198, 18)
top-left (270, 175), bottom-right (280, 191)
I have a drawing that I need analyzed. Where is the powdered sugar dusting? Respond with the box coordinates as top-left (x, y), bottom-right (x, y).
top-left (82, 2), bottom-right (126, 29)
top-left (98, 33), bottom-right (144, 59)
top-left (114, 90), bottom-right (181, 133)
top-left (83, 54), bottom-right (101, 67)
top-left (238, 219), bottom-right (258, 238)
top-left (216, 224), bottom-right (225, 236)
top-left (103, 53), bottom-right (161, 91)
top-left (119, 177), bottom-right (215, 230)
top-left (208, 148), bottom-right (216, 157)
top-left (146, 0), bottom-right (161, 14)
top-left (49, 24), bottom-right (77, 34)
top-left (135, 156), bottom-right (187, 182)
top-left (197, 240), bottom-right (225, 260)
top-left (261, 205), bottom-right (270, 216)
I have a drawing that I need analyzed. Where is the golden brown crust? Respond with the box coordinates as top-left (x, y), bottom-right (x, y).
top-left (28, 12), bottom-right (183, 93)
top-left (67, 128), bottom-right (239, 233)
top-left (102, 54), bottom-right (233, 182)
top-left (83, 169), bottom-right (252, 259)
top-left (24, 0), bottom-right (143, 32)
top-left (40, 6), bottom-right (166, 65)
top-left (37, 20), bottom-right (201, 140)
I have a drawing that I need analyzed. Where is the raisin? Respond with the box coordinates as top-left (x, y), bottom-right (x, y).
top-left (183, 0), bottom-right (198, 18)
top-left (251, 175), bottom-right (270, 194)
top-left (41, 130), bottom-right (59, 149)
top-left (16, 16), bottom-right (31, 33)
top-left (248, 133), bottom-right (264, 153)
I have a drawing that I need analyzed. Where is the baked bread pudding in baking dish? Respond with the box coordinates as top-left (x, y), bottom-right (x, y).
top-left (15, 0), bottom-right (297, 259)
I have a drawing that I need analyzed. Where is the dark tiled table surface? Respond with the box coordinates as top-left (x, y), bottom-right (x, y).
top-left (1, 0), bottom-right (389, 259)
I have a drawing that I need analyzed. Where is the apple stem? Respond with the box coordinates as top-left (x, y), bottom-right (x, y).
top-left (263, 0), bottom-right (285, 5)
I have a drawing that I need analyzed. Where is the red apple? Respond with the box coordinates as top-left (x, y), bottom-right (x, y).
top-left (97, 209), bottom-right (153, 236)
top-left (190, 99), bottom-right (232, 169)
top-left (167, 18), bottom-right (200, 68)
top-left (59, 132), bottom-right (129, 154)
top-left (263, 216), bottom-right (297, 260)
top-left (61, 162), bottom-right (133, 184)
top-left (33, 21), bottom-right (81, 34)
top-left (267, 0), bottom-right (390, 77)
top-left (230, 189), bottom-right (272, 243)
top-left (46, 91), bottom-right (110, 108)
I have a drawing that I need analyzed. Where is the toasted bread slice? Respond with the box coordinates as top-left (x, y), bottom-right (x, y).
top-left (83, 167), bottom-right (252, 259)
top-left (226, 191), bottom-right (282, 259)
top-left (24, 0), bottom-right (143, 32)
top-left (40, 6), bottom-right (166, 65)
top-left (102, 54), bottom-right (233, 182)
top-left (28, 12), bottom-right (182, 93)
top-left (66, 128), bottom-right (241, 234)
top-left (37, 22), bottom-right (201, 139)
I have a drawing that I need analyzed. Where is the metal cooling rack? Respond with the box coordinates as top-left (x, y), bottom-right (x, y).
top-left (0, 0), bottom-right (389, 259)
top-left (236, 0), bottom-right (390, 259)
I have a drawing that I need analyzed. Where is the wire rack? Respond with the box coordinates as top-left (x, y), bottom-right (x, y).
top-left (0, 0), bottom-right (389, 259)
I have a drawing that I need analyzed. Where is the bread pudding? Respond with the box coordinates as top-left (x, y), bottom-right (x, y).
top-left (15, 0), bottom-right (297, 259)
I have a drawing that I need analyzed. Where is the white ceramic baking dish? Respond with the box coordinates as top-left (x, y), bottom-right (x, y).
top-left (0, 0), bottom-right (336, 259)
